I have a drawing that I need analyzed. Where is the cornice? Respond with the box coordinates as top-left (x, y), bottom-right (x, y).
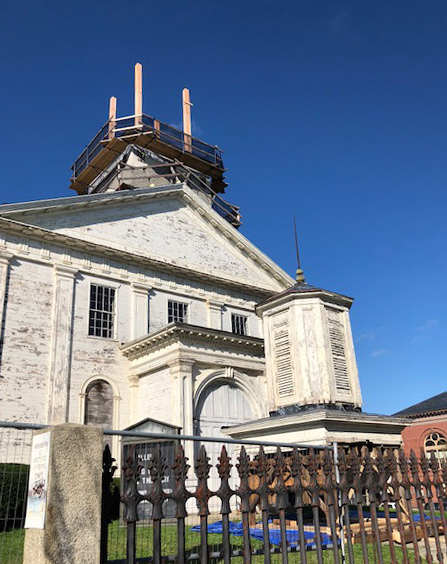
top-left (224, 409), bottom-right (410, 436)
top-left (256, 288), bottom-right (354, 316)
top-left (405, 409), bottom-right (447, 420)
top-left (0, 184), bottom-right (294, 291)
top-left (120, 322), bottom-right (265, 360)
top-left (0, 185), bottom-right (181, 216)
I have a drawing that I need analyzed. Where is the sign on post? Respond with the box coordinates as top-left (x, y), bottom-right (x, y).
top-left (24, 431), bottom-right (51, 529)
top-left (122, 418), bottom-right (181, 520)
top-left (123, 440), bottom-right (177, 519)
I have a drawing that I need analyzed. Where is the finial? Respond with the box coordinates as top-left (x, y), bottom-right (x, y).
top-left (294, 215), bottom-right (306, 284)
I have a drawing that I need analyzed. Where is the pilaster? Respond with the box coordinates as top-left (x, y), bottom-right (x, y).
top-left (128, 374), bottom-right (140, 423)
top-left (0, 252), bottom-right (13, 355)
top-left (206, 299), bottom-right (223, 330)
top-left (47, 265), bottom-right (77, 425)
top-left (168, 358), bottom-right (195, 462)
top-left (131, 282), bottom-right (151, 340)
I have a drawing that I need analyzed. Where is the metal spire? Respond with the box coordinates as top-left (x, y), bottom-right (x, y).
top-left (293, 215), bottom-right (306, 284)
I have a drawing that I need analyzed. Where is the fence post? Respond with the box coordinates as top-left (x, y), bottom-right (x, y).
top-left (333, 442), bottom-right (346, 564)
top-left (23, 423), bottom-right (103, 564)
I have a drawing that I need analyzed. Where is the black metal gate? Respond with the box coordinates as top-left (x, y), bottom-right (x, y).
top-left (101, 432), bottom-right (447, 564)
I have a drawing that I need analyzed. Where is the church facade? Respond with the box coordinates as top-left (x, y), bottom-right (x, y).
top-left (0, 175), bottom-right (294, 454)
top-left (0, 65), bottom-right (407, 456)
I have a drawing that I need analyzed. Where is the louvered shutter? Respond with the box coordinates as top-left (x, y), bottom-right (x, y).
top-left (273, 320), bottom-right (294, 398)
top-left (326, 308), bottom-right (351, 395)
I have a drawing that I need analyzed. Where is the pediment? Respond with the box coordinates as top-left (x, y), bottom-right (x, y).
top-left (0, 187), bottom-right (292, 292)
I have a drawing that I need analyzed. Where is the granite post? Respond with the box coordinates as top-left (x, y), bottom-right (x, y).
top-left (23, 423), bottom-right (103, 564)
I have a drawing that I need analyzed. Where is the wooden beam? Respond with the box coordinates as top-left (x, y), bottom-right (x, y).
top-left (182, 88), bottom-right (192, 152)
top-left (134, 63), bottom-right (143, 126)
top-left (108, 96), bottom-right (117, 139)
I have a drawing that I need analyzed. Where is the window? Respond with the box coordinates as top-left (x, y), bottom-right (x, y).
top-left (168, 300), bottom-right (188, 323)
top-left (84, 380), bottom-right (113, 428)
top-left (89, 284), bottom-right (116, 338)
top-left (231, 314), bottom-right (248, 336)
top-left (425, 432), bottom-right (447, 461)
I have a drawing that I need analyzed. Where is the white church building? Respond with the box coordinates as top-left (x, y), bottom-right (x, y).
top-left (0, 65), bottom-right (406, 457)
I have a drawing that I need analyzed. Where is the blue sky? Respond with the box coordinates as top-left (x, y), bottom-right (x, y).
top-left (1, 1), bottom-right (446, 415)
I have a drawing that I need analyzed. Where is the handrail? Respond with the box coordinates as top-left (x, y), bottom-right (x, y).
top-left (71, 113), bottom-right (224, 180)
top-left (0, 420), bottom-right (332, 450)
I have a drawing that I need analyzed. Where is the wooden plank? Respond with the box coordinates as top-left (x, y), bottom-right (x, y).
top-left (134, 63), bottom-right (143, 126)
top-left (182, 88), bottom-right (192, 153)
top-left (108, 97), bottom-right (117, 138)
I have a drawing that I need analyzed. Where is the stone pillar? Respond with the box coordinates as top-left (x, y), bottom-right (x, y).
top-left (131, 282), bottom-right (151, 340)
top-left (47, 265), bottom-right (77, 424)
top-left (23, 423), bottom-right (103, 564)
top-left (206, 299), bottom-right (223, 330)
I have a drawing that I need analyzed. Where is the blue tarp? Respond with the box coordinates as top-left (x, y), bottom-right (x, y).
top-left (347, 509), bottom-right (441, 522)
top-left (191, 521), bottom-right (338, 548)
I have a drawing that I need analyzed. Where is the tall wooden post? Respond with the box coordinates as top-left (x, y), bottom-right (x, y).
top-left (182, 88), bottom-right (192, 152)
top-left (134, 63), bottom-right (143, 126)
top-left (108, 96), bottom-right (117, 139)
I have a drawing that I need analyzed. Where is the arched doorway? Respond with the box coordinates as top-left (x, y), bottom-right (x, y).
top-left (196, 380), bottom-right (253, 438)
top-left (195, 381), bottom-right (254, 496)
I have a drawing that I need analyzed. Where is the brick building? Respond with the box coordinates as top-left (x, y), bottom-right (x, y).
top-left (395, 392), bottom-right (447, 461)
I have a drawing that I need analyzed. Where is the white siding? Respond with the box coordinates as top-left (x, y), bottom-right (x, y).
top-left (0, 260), bottom-right (53, 423)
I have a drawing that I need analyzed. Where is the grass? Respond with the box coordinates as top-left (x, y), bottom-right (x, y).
top-left (0, 527), bottom-right (25, 564)
top-left (0, 521), bottom-right (427, 564)
top-left (106, 521), bottom-right (427, 563)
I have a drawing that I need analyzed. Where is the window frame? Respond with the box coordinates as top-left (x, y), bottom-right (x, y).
top-left (167, 299), bottom-right (189, 324)
top-left (424, 431), bottom-right (447, 461)
top-left (231, 313), bottom-right (249, 336)
top-left (88, 283), bottom-right (117, 340)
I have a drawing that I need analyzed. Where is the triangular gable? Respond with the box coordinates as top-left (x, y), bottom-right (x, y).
top-left (0, 186), bottom-right (293, 292)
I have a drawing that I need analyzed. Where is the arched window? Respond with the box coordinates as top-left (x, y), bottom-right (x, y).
top-left (424, 432), bottom-right (447, 461)
top-left (84, 380), bottom-right (113, 429)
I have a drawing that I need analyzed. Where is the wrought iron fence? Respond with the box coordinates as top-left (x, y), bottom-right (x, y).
top-left (0, 422), bottom-right (46, 564)
top-left (101, 431), bottom-right (447, 564)
top-left (1, 422), bottom-right (445, 563)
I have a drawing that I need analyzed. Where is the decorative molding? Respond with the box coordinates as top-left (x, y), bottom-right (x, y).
top-left (53, 264), bottom-right (78, 278)
top-left (0, 184), bottom-right (293, 292)
top-left (0, 229), bottom-right (286, 301)
top-left (0, 251), bottom-right (14, 265)
top-left (41, 247), bottom-right (51, 260)
top-left (18, 239), bottom-right (29, 255)
top-left (120, 322), bottom-right (265, 360)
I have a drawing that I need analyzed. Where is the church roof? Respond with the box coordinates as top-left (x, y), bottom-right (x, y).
top-left (394, 392), bottom-right (447, 419)
top-left (256, 280), bottom-right (354, 312)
